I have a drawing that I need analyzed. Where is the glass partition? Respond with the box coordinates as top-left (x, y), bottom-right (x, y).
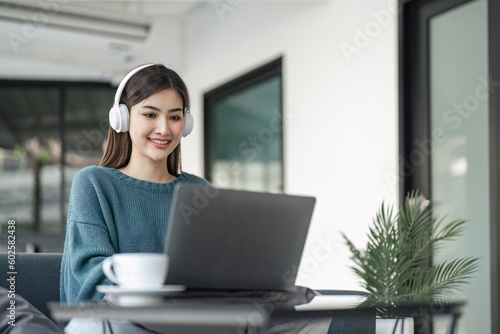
top-left (429, 0), bottom-right (490, 332)
top-left (0, 82), bottom-right (114, 252)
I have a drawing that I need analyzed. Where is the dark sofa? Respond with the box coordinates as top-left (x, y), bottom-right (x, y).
top-left (0, 252), bottom-right (62, 321)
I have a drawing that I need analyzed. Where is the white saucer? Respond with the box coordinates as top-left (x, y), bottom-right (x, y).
top-left (97, 285), bottom-right (186, 294)
top-left (97, 285), bottom-right (186, 306)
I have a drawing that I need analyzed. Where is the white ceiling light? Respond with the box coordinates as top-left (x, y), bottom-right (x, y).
top-left (0, 1), bottom-right (150, 42)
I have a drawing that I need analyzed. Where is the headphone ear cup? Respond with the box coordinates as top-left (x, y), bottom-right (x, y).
top-left (109, 104), bottom-right (129, 133)
top-left (109, 106), bottom-right (119, 132)
top-left (118, 104), bottom-right (130, 132)
top-left (183, 111), bottom-right (194, 137)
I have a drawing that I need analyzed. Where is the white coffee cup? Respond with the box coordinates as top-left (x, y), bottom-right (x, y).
top-left (102, 253), bottom-right (169, 289)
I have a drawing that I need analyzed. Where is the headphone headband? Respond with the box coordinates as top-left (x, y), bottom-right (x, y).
top-left (112, 63), bottom-right (155, 108)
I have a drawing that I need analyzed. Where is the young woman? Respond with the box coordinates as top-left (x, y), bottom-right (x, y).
top-left (60, 64), bottom-right (327, 334)
top-left (60, 64), bottom-right (210, 303)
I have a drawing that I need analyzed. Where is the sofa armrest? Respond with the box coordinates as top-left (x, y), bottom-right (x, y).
top-left (0, 252), bottom-right (62, 320)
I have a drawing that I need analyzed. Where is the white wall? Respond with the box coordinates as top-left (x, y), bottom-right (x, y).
top-left (181, 0), bottom-right (398, 290)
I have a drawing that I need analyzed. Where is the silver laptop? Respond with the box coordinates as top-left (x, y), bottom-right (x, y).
top-left (164, 184), bottom-right (316, 292)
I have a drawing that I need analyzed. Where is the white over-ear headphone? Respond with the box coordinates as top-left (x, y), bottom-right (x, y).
top-left (109, 63), bottom-right (194, 137)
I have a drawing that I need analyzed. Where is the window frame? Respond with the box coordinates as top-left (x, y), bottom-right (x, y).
top-left (203, 58), bottom-right (284, 190)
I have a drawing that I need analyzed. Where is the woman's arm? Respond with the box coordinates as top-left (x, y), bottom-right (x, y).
top-left (60, 221), bottom-right (115, 302)
top-left (60, 167), bottom-right (118, 302)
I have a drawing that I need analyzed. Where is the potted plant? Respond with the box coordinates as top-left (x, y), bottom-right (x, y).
top-left (342, 191), bottom-right (480, 331)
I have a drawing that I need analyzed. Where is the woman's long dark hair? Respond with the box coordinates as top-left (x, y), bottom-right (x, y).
top-left (100, 64), bottom-right (190, 175)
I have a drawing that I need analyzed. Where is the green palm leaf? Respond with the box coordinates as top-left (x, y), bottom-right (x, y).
top-left (343, 191), bottom-right (480, 313)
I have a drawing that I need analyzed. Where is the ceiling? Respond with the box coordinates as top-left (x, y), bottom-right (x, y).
top-left (0, 0), bottom-right (319, 27)
top-left (64, 1), bottom-right (203, 19)
top-left (0, 0), bottom-right (206, 20)
top-left (0, 0), bottom-right (322, 78)
top-left (0, 0), bottom-right (210, 76)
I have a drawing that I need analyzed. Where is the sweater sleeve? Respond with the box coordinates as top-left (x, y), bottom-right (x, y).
top-left (60, 167), bottom-right (117, 303)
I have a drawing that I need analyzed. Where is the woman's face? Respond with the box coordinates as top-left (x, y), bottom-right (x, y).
top-left (128, 88), bottom-right (184, 166)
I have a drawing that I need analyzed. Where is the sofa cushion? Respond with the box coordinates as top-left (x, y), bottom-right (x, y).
top-left (0, 253), bottom-right (62, 320)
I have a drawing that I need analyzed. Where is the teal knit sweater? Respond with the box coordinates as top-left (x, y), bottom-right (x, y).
top-left (60, 166), bottom-right (210, 302)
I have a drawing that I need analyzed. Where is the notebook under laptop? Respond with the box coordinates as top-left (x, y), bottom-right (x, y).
top-left (164, 184), bottom-right (316, 292)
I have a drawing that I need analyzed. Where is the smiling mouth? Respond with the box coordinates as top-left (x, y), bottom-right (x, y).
top-left (148, 138), bottom-right (171, 148)
top-left (149, 139), bottom-right (169, 145)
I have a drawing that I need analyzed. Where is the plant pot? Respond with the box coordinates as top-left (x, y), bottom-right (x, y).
top-left (376, 317), bottom-right (414, 334)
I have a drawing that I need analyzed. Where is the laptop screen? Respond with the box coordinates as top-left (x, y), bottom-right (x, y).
top-left (164, 184), bottom-right (316, 291)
